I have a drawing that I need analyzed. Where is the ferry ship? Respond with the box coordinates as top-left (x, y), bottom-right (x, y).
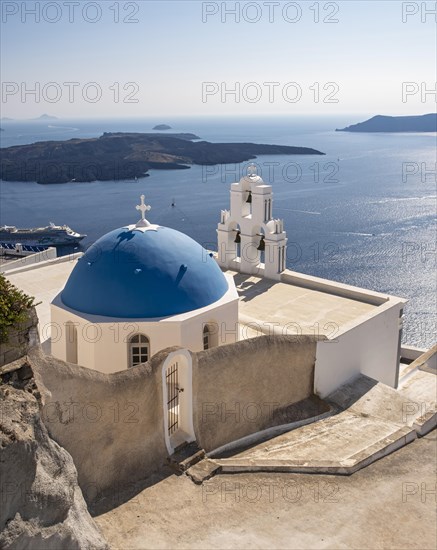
top-left (0, 223), bottom-right (86, 246)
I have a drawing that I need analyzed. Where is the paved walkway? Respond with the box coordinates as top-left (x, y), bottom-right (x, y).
top-left (189, 361), bottom-right (436, 479)
top-left (95, 434), bottom-right (437, 550)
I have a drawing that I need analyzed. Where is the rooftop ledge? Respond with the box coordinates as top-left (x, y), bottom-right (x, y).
top-left (7, 251), bottom-right (407, 346)
top-left (279, 268), bottom-right (400, 307)
top-left (211, 251), bottom-right (406, 307)
top-left (219, 263), bottom-right (407, 341)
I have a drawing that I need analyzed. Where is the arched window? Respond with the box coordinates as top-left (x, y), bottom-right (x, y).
top-left (203, 326), bottom-right (210, 350)
top-left (129, 334), bottom-right (150, 367)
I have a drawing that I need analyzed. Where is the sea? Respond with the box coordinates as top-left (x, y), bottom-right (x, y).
top-left (0, 115), bottom-right (436, 348)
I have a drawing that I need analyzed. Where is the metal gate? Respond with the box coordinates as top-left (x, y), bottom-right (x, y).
top-left (166, 361), bottom-right (179, 436)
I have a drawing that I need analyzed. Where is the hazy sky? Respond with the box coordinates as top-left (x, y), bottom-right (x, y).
top-left (1, 0), bottom-right (436, 118)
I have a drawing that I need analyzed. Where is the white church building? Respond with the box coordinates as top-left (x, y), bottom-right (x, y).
top-left (4, 165), bottom-right (435, 535)
top-left (50, 165), bottom-right (406, 398)
top-left (51, 196), bottom-right (239, 372)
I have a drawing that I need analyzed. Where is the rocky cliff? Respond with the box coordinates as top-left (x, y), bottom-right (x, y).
top-left (0, 359), bottom-right (108, 549)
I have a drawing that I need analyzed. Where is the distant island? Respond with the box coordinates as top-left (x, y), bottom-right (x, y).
top-left (152, 124), bottom-right (172, 130)
top-left (0, 115), bottom-right (58, 122)
top-left (0, 132), bottom-right (324, 184)
top-left (34, 114), bottom-right (58, 121)
top-left (336, 113), bottom-right (437, 133)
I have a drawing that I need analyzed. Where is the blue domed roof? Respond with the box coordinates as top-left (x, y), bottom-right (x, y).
top-left (61, 226), bottom-right (228, 318)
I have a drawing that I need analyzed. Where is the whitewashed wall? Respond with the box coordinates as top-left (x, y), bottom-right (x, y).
top-left (314, 302), bottom-right (403, 397)
top-left (50, 276), bottom-right (238, 374)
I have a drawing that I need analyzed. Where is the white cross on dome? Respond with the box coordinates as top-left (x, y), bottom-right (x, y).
top-left (135, 195), bottom-right (151, 227)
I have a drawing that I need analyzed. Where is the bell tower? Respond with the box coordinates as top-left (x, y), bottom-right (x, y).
top-left (217, 164), bottom-right (287, 280)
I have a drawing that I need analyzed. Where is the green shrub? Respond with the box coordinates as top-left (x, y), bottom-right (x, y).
top-left (0, 274), bottom-right (35, 343)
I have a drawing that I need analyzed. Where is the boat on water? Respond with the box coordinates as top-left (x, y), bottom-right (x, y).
top-left (0, 223), bottom-right (86, 246)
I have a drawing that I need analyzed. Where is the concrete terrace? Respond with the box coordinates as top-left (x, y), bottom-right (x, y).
top-left (229, 271), bottom-right (378, 339)
top-left (6, 255), bottom-right (401, 348)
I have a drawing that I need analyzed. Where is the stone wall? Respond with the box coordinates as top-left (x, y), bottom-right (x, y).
top-left (30, 335), bottom-right (319, 507)
top-left (31, 347), bottom-right (170, 506)
top-left (0, 307), bottom-right (39, 367)
top-left (193, 335), bottom-right (318, 452)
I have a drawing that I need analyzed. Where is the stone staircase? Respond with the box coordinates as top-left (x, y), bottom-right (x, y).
top-left (184, 354), bottom-right (436, 484)
top-left (167, 441), bottom-right (205, 474)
